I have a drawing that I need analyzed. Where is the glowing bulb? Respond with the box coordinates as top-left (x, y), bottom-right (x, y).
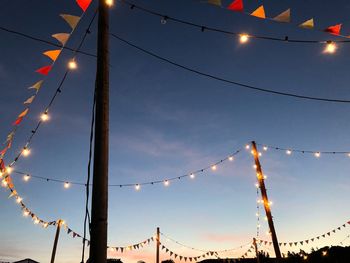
top-left (253, 164), bottom-right (257, 169)
top-left (6, 166), bottom-right (13, 174)
top-left (0, 171), bottom-right (2, 178)
top-left (164, 180), bottom-right (169, 186)
top-left (255, 183), bottom-right (259, 188)
top-left (255, 213), bottom-right (259, 217)
top-left (347, 153), bottom-right (350, 157)
top-left (322, 251), bottom-right (327, 256)
top-left (263, 146), bottom-right (268, 151)
top-left (34, 218), bottom-right (40, 224)
top-left (257, 224), bottom-right (261, 228)
top-left (286, 150), bottom-right (292, 155)
top-left (1, 179), bottom-right (8, 187)
top-left (135, 184), bottom-right (140, 191)
top-left (16, 197), bottom-right (22, 203)
top-left (24, 174), bottom-right (31, 181)
top-left (324, 41), bottom-right (336, 54)
top-left (251, 150), bottom-right (255, 155)
top-left (228, 156), bottom-right (234, 161)
top-left (23, 210), bottom-right (29, 217)
top-left (263, 175), bottom-right (267, 179)
top-left (64, 182), bottom-right (70, 189)
top-left (105, 0), bottom-right (114, 6)
top-left (269, 201), bottom-right (273, 206)
top-left (303, 255), bottom-right (308, 260)
top-left (190, 173), bottom-right (195, 179)
top-left (43, 222), bottom-right (49, 228)
top-left (68, 59), bottom-right (77, 70)
top-left (314, 152), bottom-right (321, 158)
top-left (239, 34), bottom-right (249, 44)
top-left (22, 147), bottom-right (30, 157)
top-left (211, 165), bottom-right (217, 171)
top-left (245, 145), bottom-right (250, 150)
top-left (41, 112), bottom-right (49, 122)
top-left (264, 216), bottom-right (268, 221)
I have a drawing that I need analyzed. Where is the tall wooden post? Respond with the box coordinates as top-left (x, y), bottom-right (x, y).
top-left (156, 227), bottom-right (160, 263)
top-left (251, 141), bottom-right (281, 260)
top-left (50, 220), bottom-right (62, 263)
top-left (89, 0), bottom-right (110, 262)
top-left (253, 238), bottom-right (260, 263)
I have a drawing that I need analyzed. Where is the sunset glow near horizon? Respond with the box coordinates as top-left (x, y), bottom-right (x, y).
top-left (1, 0), bottom-right (350, 262)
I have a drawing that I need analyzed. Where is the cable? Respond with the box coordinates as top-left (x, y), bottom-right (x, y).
top-left (119, 0), bottom-right (350, 44)
top-left (110, 33), bottom-right (350, 104)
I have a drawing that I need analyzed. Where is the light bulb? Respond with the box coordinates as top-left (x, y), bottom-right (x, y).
top-left (43, 222), bottom-right (49, 228)
top-left (228, 156), bottom-right (234, 161)
top-left (324, 41), bottom-right (336, 54)
top-left (322, 251), bottom-right (327, 256)
top-left (164, 180), bottom-right (169, 186)
top-left (34, 218), bottom-right (40, 224)
top-left (105, 0), bottom-right (114, 7)
top-left (6, 166), bottom-right (13, 174)
top-left (245, 145), bottom-right (250, 150)
top-left (23, 210), bottom-right (29, 217)
top-left (22, 147), bottom-right (30, 157)
top-left (263, 146), bottom-right (268, 151)
top-left (255, 183), bottom-right (259, 188)
top-left (64, 182), bottom-right (70, 189)
top-left (24, 174), bottom-right (31, 181)
top-left (68, 59), bottom-right (77, 70)
top-left (190, 173), bottom-right (195, 179)
top-left (211, 165), bottom-right (217, 171)
top-left (239, 34), bottom-right (249, 44)
top-left (1, 179), bottom-right (8, 187)
top-left (41, 112), bottom-right (49, 122)
top-left (314, 152), bottom-right (321, 158)
top-left (135, 184), bottom-right (140, 191)
top-left (161, 16), bottom-right (167, 24)
top-left (286, 150), bottom-right (292, 155)
top-left (16, 197), bottom-right (22, 203)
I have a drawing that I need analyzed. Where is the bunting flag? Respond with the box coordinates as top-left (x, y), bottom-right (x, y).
top-left (18, 108), bottom-right (29, 118)
top-left (208, 0), bottom-right (222, 7)
top-left (28, 80), bottom-right (44, 92)
top-left (76, 0), bottom-right (92, 12)
top-left (43, 50), bottom-right (61, 62)
top-left (52, 33), bottom-right (70, 46)
top-left (12, 117), bottom-right (23, 126)
top-left (60, 14), bottom-right (81, 30)
top-left (36, 66), bottom-right (52, 76)
top-left (227, 0), bottom-right (243, 12)
top-left (324, 24), bottom-right (342, 35)
top-left (273, 9), bottom-right (291, 23)
top-left (250, 5), bottom-right (265, 19)
top-left (23, 95), bottom-right (35, 105)
top-left (299, 18), bottom-right (314, 29)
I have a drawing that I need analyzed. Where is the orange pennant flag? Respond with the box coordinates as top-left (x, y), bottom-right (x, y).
top-left (76, 0), bottom-right (92, 11)
top-left (18, 108), bottom-right (29, 118)
top-left (36, 66), bottom-right (52, 76)
top-left (60, 14), bottom-right (81, 30)
top-left (208, 0), bottom-right (222, 6)
top-left (13, 117), bottom-right (23, 126)
top-left (52, 33), bottom-right (70, 46)
top-left (273, 9), bottom-right (291, 23)
top-left (299, 18), bottom-right (314, 29)
top-left (251, 5), bottom-right (265, 19)
top-left (24, 95), bottom-right (35, 104)
top-left (324, 24), bottom-right (342, 35)
top-left (43, 50), bottom-right (61, 62)
top-left (28, 80), bottom-right (44, 91)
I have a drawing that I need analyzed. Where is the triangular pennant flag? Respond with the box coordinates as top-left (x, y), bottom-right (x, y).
top-left (67, 229), bottom-right (72, 234)
top-left (343, 224), bottom-right (346, 227)
top-left (227, 0), bottom-right (243, 12)
top-left (76, 0), bottom-right (92, 12)
top-left (60, 14), bottom-right (81, 30)
top-left (289, 243), bottom-right (293, 247)
top-left (324, 24), bottom-right (342, 35)
top-left (322, 234), bottom-right (326, 238)
top-left (24, 95), bottom-right (35, 105)
top-left (170, 252), bottom-right (173, 256)
top-left (73, 232), bottom-right (77, 238)
top-left (333, 229), bottom-right (336, 233)
top-left (300, 241), bottom-right (303, 245)
top-left (317, 236), bottom-right (320, 239)
top-left (180, 256), bottom-right (183, 261)
top-left (52, 33), bottom-right (70, 46)
top-left (43, 50), bottom-right (61, 62)
top-left (36, 66), bottom-right (52, 76)
top-left (251, 5), bottom-right (265, 19)
top-left (311, 238), bottom-right (314, 242)
top-left (327, 232), bottom-right (331, 236)
top-left (120, 248), bottom-right (124, 253)
top-left (347, 221), bottom-right (350, 225)
top-left (305, 240), bottom-right (309, 244)
top-left (294, 242), bottom-right (298, 246)
top-left (18, 108), bottom-right (29, 118)
top-left (273, 9), bottom-right (291, 23)
top-left (299, 18), bottom-right (314, 29)
top-left (208, 0), bottom-right (221, 6)
top-left (338, 227), bottom-right (341, 230)
top-left (13, 117), bottom-right (23, 126)
top-left (28, 80), bottom-right (44, 91)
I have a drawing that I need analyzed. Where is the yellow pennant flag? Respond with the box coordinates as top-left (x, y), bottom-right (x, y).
top-left (28, 80), bottom-right (44, 92)
top-left (299, 18), bottom-right (314, 29)
top-left (52, 33), bottom-right (70, 46)
top-left (208, 0), bottom-right (221, 6)
top-left (273, 9), bottom-right (291, 23)
top-left (60, 14), bottom-right (81, 30)
top-left (251, 5), bottom-right (266, 19)
top-left (43, 50), bottom-right (61, 62)
top-left (24, 95), bottom-right (35, 105)
top-left (18, 108), bottom-right (29, 118)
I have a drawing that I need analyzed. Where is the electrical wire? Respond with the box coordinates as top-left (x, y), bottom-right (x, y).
top-left (110, 33), bottom-right (350, 104)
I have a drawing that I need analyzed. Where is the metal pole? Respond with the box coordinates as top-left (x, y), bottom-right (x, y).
top-left (50, 220), bottom-right (62, 263)
top-left (156, 227), bottom-right (160, 263)
top-left (253, 238), bottom-right (260, 263)
top-left (251, 141), bottom-right (281, 260)
top-left (89, 0), bottom-right (109, 262)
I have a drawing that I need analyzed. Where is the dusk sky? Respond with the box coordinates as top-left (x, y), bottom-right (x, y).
top-left (1, 0), bottom-right (350, 262)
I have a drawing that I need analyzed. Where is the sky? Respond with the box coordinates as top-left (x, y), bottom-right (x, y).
top-left (1, 0), bottom-right (350, 262)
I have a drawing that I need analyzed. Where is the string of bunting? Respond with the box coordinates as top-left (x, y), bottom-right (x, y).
top-left (0, 0), bottom-right (93, 163)
top-left (208, 0), bottom-right (349, 40)
top-left (9, 149), bottom-right (241, 189)
top-left (257, 220), bottom-right (350, 248)
top-left (240, 242), bottom-right (255, 259)
top-left (160, 232), bottom-right (252, 254)
top-left (119, 0), bottom-right (349, 53)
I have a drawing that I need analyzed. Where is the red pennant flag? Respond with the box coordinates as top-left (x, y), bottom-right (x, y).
top-left (36, 65), bottom-right (52, 76)
top-left (347, 221), bottom-right (350, 225)
top-left (324, 24), bottom-right (342, 35)
top-left (13, 117), bottom-right (23, 126)
top-left (76, 0), bottom-right (92, 11)
top-left (227, 0), bottom-right (243, 12)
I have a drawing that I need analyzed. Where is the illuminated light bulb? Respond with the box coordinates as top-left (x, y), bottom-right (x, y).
top-left (263, 175), bottom-right (267, 179)
top-left (303, 255), bottom-right (308, 260)
top-left (251, 150), bottom-right (255, 155)
top-left (228, 156), bottom-right (234, 161)
top-left (23, 210), bottom-right (30, 217)
top-left (16, 197), bottom-right (22, 203)
top-left (264, 216), bottom-right (268, 221)
top-left (269, 201), bottom-right (273, 206)
top-left (161, 16), bottom-right (167, 25)
top-left (324, 41), bottom-right (336, 54)
top-left (41, 112), bottom-right (49, 122)
top-left (211, 165), bottom-right (217, 171)
top-left (164, 180), bottom-right (169, 186)
top-left (6, 166), bottom-right (13, 174)
top-left (239, 34), bottom-right (249, 44)
top-left (24, 174), bottom-right (31, 181)
top-left (64, 182), bottom-right (70, 189)
top-left (22, 147), bottom-right (30, 157)
top-left (347, 153), bottom-right (350, 157)
top-left (255, 213), bottom-right (259, 217)
top-left (286, 150), bottom-right (292, 155)
top-left (258, 152), bottom-right (262, 157)
top-left (68, 59), bottom-right (78, 70)
top-left (263, 146), bottom-right (268, 151)
top-left (257, 224), bottom-right (261, 228)
top-left (135, 184), bottom-right (140, 191)
top-left (245, 145), bottom-right (250, 150)
top-left (43, 222), bottom-right (49, 228)
top-left (0, 171), bottom-right (2, 178)
top-left (190, 173), bottom-right (195, 179)
top-left (322, 251), bottom-right (327, 256)
top-left (105, 0), bottom-right (114, 7)
top-left (253, 164), bottom-right (257, 169)
top-left (314, 152), bottom-right (321, 158)
top-left (34, 218), bottom-right (40, 224)
top-left (1, 179), bottom-right (8, 187)
top-left (255, 183), bottom-right (259, 188)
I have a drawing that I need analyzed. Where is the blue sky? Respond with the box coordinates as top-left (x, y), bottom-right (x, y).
top-left (1, 0), bottom-right (350, 262)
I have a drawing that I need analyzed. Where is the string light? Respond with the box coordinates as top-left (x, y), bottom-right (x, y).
top-left (286, 149), bottom-right (292, 155)
top-left (245, 145), bottom-right (250, 150)
top-left (23, 174), bottom-right (31, 181)
top-left (190, 173), bottom-right (195, 179)
top-left (22, 147), bottom-right (30, 157)
top-left (64, 182), bottom-right (70, 189)
top-left (263, 146), bottom-right (268, 151)
top-left (228, 156), bottom-right (234, 161)
top-left (1, 179), bottom-right (8, 187)
top-left (68, 59), bottom-right (78, 70)
top-left (322, 250), bottom-right (327, 256)
top-left (23, 210), bottom-right (29, 217)
top-left (239, 34), bottom-right (249, 44)
top-left (16, 197), bottom-right (22, 203)
top-left (211, 165), bottom-right (217, 171)
top-left (164, 180), bottom-right (169, 186)
top-left (105, 0), bottom-right (114, 7)
top-left (135, 184), bottom-right (140, 191)
top-left (40, 112), bottom-right (49, 122)
top-left (303, 255), bottom-right (308, 260)
top-left (314, 152), bottom-right (321, 158)
top-left (324, 41), bottom-right (337, 54)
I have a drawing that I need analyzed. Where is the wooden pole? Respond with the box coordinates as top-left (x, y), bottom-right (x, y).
top-left (251, 141), bottom-right (281, 260)
top-left (156, 227), bottom-right (160, 263)
top-left (253, 238), bottom-right (260, 263)
top-left (50, 220), bottom-right (62, 263)
top-left (89, 0), bottom-right (109, 262)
